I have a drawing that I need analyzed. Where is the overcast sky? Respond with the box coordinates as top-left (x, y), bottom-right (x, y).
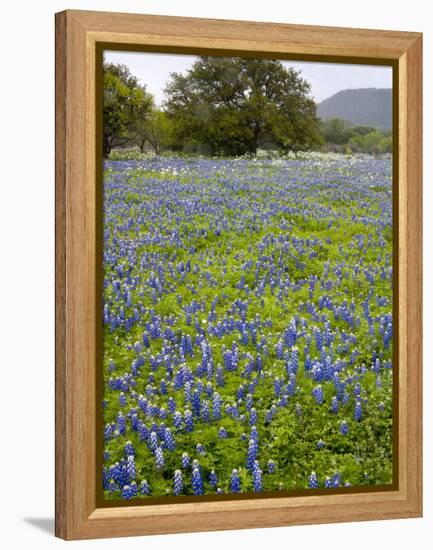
top-left (104, 50), bottom-right (392, 106)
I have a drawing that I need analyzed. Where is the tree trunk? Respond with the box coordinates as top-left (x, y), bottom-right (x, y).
top-left (251, 122), bottom-right (260, 156)
top-left (103, 140), bottom-right (111, 159)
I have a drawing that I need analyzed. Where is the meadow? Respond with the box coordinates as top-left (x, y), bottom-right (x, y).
top-left (102, 154), bottom-right (393, 500)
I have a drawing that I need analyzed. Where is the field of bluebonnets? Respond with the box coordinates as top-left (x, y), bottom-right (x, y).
top-left (102, 153), bottom-right (393, 500)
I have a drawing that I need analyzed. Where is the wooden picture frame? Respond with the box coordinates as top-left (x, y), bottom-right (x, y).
top-left (55, 9), bottom-right (422, 540)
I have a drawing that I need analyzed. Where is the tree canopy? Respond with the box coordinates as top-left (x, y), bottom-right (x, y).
top-left (164, 57), bottom-right (323, 155)
top-left (102, 59), bottom-right (391, 158)
top-left (103, 63), bottom-right (153, 157)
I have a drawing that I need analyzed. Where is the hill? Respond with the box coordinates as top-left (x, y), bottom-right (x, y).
top-left (317, 88), bottom-right (392, 130)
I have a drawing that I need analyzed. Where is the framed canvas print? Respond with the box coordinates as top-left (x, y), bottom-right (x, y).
top-left (55, 10), bottom-right (423, 540)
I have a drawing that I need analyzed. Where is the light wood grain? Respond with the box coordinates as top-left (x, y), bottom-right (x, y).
top-left (404, 35), bottom-right (423, 513)
top-left (73, 9), bottom-right (420, 59)
top-left (54, 10), bottom-right (67, 538)
top-left (55, 10), bottom-right (96, 538)
top-left (55, 9), bottom-right (422, 540)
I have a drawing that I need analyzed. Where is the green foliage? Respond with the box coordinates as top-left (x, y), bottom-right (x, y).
top-left (320, 117), bottom-right (393, 155)
top-left (349, 129), bottom-right (393, 155)
top-left (143, 109), bottom-right (174, 154)
top-left (102, 156), bottom-right (393, 499)
top-left (164, 56), bottom-right (323, 156)
top-left (103, 63), bottom-right (153, 157)
top-left (321, 118), bottom-right (354, 145)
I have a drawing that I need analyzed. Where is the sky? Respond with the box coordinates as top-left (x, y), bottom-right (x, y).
top-left (104, 50), bottom-right (392, 106)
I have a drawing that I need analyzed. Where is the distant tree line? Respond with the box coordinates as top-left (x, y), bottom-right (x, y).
top-left (103, 59), bottom-right (392, 158)
top-left (320, 118), bottom-right (392, 155)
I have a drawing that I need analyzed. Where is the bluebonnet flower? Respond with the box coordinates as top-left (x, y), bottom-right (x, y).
top-left (130, 412), bottom-right (139, 431)
top-left (140, 479), bottom-right (150, 495)
top-left (109, 461), bottom-right (127, 487)
top-left (267, 459), bottom-right (276, 474)
top-left (155, 447), bottom-right (165, 470)
top-left (286, 373), bottom-right (297, 397)
top-left (192, 389), bottom-right (201, 417)
top-left (192, 467), bottom-right (204, 495)
top-left (184, 409), bottom-right (194, 432)
top-left (353, 382), bottom-right (362, 399)
top-left (249, 408), bottom-right (258, 425)
top-left (354, 401), bottom-right (362, 421)
top-left (141, 331), bottom-right (150, 348)
top-left (149, 431), bottom-right (158, 451)
top-left (216, 366), bottom-right (225, 387)
top-left (212, 391), bottom-right (222, 420)
top-left (196, 443), bottom-right (206, 456)
top-left (124, 440), bottom-right (134, 457)
top-left (181, 452), bottom-right (190, 469)
top-left (316, 439), bottom-right (326, 450)
top-left (218, 426), bottom-right (227, 439)
top-left (275, 339), bottom-right (284, 359)
top-left (308, 471), bottom-right (319, 489)
top-left (330, 396), bottom-right (339, 414)
top-left (122, 485), bottom-right (134, 499)
top-left (209, 469), bottom-right (218, 488)
top-left (137, 395), bottom-right (148, 413)
top-left (274, 377), bottom-right (283, 397)
top-left (150, 421), bottom-right (158, 433)
top-left (245, 393), bottom-right (253, 411)
top-left (247, 438), bottom-right (258, 470)
top-left (340, 420), bottom-right (349, 436)
top-left (129, 480), bottom-right (138, 497)
top-left (312, 385), bottom-right (324, 405)
top-left (164, 427), bottom-right (176, 451)
top-left (160, 378), bottom-right (168, 395)
top-left (237, 384), bottom-right (245, 400)
top-left (173, 411), bottom-right (182, 430)
top-left (250, 425), bottom-right (259, 442)
top-left (117, 412), bottom-right (126, 435)
top-left (184, 381), bottom-right (192, 403)
top-left (168, 396), bottom-right (176, 414)
top-left (205, 382), bottom-right (213, 398)
top-left (290, 346), bottom-right (299, 374)
top-left (126, 455), bottom-right (136, 481)
top-left (230, 469), bottom-right (241, 493)
top-left (225, 402), bottom-right (239, 420)
top-left (158, 421), bottom-right (167, 439)
top-left (173, 469), bottom-right (183, 496)
top-left (252, 461), bottom-right (262, 492)
top-left (104, 423), bottom-right (116, 441)
top-left (323, 355), bottom-right (333, 380)
top-left (202, 399), bottom-right (211, 422)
